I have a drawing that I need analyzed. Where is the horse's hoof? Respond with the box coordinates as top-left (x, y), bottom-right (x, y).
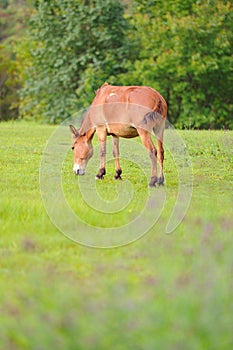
top-left (158, 176), bottom-right (164, 186)
top-left (114, 175), bottom-right (122, 180)
top-left (114, 169), bottom-right (122, 180)
top-left (148, 176), bottom-right (158, 188)
top-left (148, 183), bottom-right (156, 188)
top-left (96, 168), bottom-right (106, 180)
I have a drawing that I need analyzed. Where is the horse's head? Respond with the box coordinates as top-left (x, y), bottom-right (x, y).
top-left (69, 125), bottom-right (94, 175)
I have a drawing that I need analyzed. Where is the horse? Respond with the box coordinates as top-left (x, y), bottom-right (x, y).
top-left (69, 83), bottom-right (167, 187)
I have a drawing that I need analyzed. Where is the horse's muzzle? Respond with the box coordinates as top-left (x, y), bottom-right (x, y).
top-left (73, 164), bottom-right (85, 176)
top-left (74, 170), bottom-right (85, 175)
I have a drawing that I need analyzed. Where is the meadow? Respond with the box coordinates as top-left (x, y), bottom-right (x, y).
top-left (0, 121), bottom-right (232, 349)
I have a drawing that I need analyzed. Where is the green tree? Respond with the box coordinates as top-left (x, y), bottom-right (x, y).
top-left (0, 44), bottom-right (19, 120)
top-left (0, 0), bottom-right (31, 121)
top-left (21, 0), bottom-right (136, 123)
top-left (125, 0), bottom-right (233, 129)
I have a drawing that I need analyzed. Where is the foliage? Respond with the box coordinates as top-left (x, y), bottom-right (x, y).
top-left (126, 0), bottom-right (233, 129)
top-left (0, 122), bottom-right (233, 348)
top-left (0, 0), bottom-right (232, 128)
top-left (0, 0), bottom-right (31, 121)
top-left (0, 44), bottom-right (18, 120)
top-left (21, 0), bottom-right (135, 122)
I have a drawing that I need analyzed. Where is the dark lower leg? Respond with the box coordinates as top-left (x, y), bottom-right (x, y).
top-left (113, 136), bottom-right (122, 180)
top-left (114, 168), bottom-right (122, 180)
top-left (96, 167), bottom-right (106, 180)
top-left (148, 148), bottom-right (158, 187)
top-left (139, 130), bottom-right (158, 187)
top-left (157, 140), bottom-right (164, 185)
top-left (96, 139), bottom-right (106, 179)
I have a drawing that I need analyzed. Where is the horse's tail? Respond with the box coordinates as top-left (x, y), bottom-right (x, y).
top-left (142, 94), bottom-right (167, 125)
top-left (141, 97), bottom-right (167, 140)
top-left (143, 101), bottom-right (166, 124)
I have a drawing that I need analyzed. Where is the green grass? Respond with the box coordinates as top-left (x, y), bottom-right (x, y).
top-left (0, 121), bottom-right (232, 349)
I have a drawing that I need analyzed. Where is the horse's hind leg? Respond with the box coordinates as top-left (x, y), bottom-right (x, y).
top-left (112, 136), bottom-right (122, 180)
top-left (156, 138), bottom-right (164, 185)
top-left (138, 129), bottom-right (158, 187)
top-left (154, 125), bottom-right (165, 186)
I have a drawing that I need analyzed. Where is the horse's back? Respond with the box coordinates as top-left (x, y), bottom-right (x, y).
top-left (88, 83), bottom-right (167, 134)
top-left (92, 83), bottom-right (167, 118)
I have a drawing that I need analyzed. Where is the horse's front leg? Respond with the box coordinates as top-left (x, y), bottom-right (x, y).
top-left (112, 136), bottom-right (122, 180)
top-left (96, 128), bottom-right (107, 180)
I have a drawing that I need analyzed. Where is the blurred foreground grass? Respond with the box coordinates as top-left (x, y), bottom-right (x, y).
top-left (0, 122), bottom-right (232, 349)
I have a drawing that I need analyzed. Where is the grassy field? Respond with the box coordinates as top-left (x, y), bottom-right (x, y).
top-left (0, 121), bottom-right (232, 350)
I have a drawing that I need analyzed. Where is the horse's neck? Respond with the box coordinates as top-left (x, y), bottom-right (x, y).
top-left (79, 112), bottom-right (95, 139)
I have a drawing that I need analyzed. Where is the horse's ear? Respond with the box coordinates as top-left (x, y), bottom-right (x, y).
top-left (69, 125), bottom-right (79, 136)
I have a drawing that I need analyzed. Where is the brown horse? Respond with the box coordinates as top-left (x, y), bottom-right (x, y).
top-left (70, 83), bottom-right (167, 187)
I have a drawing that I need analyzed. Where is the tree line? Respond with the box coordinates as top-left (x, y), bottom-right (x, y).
top-left (0, 0), bottom-right (232, 128)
